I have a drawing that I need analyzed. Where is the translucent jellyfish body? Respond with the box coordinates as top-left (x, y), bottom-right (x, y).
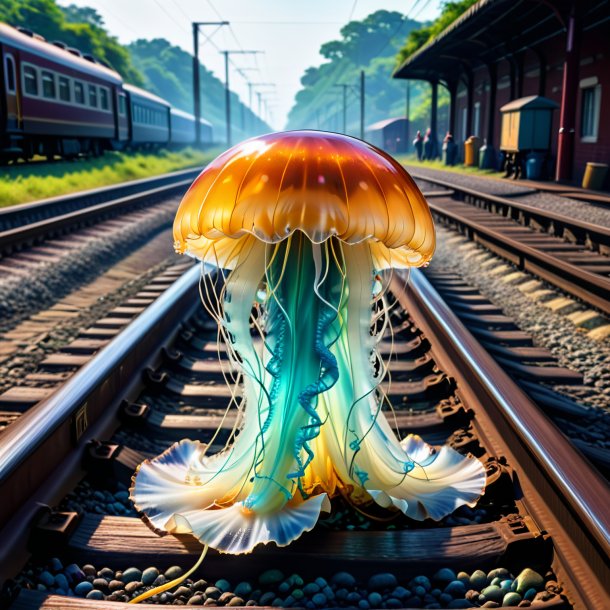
top-left (131, 131), bottom-right (486, 554)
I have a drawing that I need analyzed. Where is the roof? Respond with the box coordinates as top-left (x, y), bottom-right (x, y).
top-left (500, 95), bottom-right (559, 112)
top-left (170, 107), bottom-right (212, 127)
top-left (367, 117), bottom-right (407, 131)
top-left (0, 22), bottom-right (122, 85)
top-left (392, 0), bottom-right (606, 85)
top-left (123, 83), bottom-right (171, 108)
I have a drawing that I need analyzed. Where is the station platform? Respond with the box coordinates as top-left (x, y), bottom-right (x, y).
top-left (403, 164), bottom-right (610, 229)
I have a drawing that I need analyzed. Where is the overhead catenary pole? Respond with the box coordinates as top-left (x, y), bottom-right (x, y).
top-left (220, 50), bottom-right (263, 147)
top-left (192, 21), bottom-right (228, 146)
top-left (405, 81), bottom-right (411, 148)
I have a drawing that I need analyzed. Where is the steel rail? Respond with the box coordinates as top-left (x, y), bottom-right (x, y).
top-left (0, 167), bottom-right (201, 232)
top-left (408, 169), bottom-right (610, 249)
top-left (396, 269), bottom-right (610, 610)
top-left (0, 178), bottom-right (196, 257)
top-left (0, 265), bottom-right (200, 530)
top-left (427, 201), bottom-right (610, 315)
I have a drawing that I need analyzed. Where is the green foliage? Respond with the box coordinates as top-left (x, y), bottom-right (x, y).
top-left (396, 0), bottom-right (478, 65)
top-left (287, 10), bottom-right (423, 132)
top-left (0, 149), bottom-right (216, 207)
top-left (128, 39), bottom-right (268, 140)
top-left (0, 0), bottom-right (144, 85)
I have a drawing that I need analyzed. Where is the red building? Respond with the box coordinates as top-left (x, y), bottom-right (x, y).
top-left (393, 0), bottom-right (609, 185)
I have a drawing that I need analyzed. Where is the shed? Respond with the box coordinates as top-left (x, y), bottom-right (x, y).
top-left (366, 118), bottom-right (409, 154)
top-left (500, 96), bottom-right (559, 153)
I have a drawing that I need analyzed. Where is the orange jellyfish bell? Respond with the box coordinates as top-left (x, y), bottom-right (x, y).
top-left (173, 130), bottom-right (435, 270)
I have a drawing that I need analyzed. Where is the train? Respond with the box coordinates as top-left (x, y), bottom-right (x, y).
top-left (0, 22), bottom-right (213, 162)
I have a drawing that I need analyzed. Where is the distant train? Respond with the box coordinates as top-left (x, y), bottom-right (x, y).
top-left (0, 22), bottom-right (213, 162)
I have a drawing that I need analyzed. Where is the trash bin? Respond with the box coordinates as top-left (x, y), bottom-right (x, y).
top-left (464, 136), bottom-right (482, 167)
top-left (582, 162), bottom-right (608, 191)
top-left (443, 141), bottom-right (457, 166)
top-left (525, 152), bottom-right (545, 180)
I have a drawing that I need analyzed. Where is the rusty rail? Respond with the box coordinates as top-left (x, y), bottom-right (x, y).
top-left (395, 269), bottom-right (610, 610)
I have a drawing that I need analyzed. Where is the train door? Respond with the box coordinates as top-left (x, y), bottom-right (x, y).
top-left (2, 51), bottom-right (21, 132)
top-left (115, 90), bottom-right (129, 144)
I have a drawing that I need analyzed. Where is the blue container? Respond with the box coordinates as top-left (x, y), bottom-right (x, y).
top-left (526, 152), bottom-right (545, 180)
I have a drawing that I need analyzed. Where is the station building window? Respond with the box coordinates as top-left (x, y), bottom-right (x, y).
top-left (4, 55), bottom-right (16, 93)
top-left (74, 81), bottom-right (85, 104)
top-left (58, 76), bottom-right (71, 102)
top-left (23, 65), bottom-right (38, 96)
top-left (581, 84), bottom-right (601, 142)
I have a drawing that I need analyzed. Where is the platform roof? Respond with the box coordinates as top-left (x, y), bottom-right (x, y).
top-left (392, 0), bottom-right (606, 86)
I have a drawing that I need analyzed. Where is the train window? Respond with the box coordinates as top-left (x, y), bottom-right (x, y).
top-left (58, 76), bottom-right (70, 102)
top-left (100, 87), bottom-right (109, 111)
top-left (41, 71), bottom-right (56, 99)
top-left (23, 65), bottom-right (38, 96)
top-left (118, 94), bottom-right (126, 116)
top-left (89, 84), bottom-right (97, 107)
top-left (74, 81), bottom-right (85, 104)
top-left (4, 55), bottom-right (16, 93)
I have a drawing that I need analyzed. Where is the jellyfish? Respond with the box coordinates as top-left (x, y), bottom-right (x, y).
top-left (131, 131), bottom-right (486, 559)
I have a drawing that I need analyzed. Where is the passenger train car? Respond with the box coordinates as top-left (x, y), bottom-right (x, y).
top-left (0, 22), bottom-right (213, 162)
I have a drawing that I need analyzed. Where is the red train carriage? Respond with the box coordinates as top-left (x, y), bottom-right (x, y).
top-left (0, 23), bottom-right (128, 161)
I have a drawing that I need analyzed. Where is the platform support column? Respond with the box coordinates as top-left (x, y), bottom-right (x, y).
top-left (556, 6), bottom-right (581, 182)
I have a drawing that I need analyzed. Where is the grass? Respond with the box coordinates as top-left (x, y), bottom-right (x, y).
top-left (0, 147), bottom-right (218, 207)
top-left (396, 153), bottom-right (505, 180)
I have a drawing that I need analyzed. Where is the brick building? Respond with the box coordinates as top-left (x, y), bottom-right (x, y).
top-left (393, 0), bottom-right (609, 185)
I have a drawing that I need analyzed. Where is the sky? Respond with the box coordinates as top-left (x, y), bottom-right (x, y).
top-left (56, 1), bottom-right (442, 129)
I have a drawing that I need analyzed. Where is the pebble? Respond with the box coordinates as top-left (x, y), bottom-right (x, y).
top-left (188, 596), bottom-right (204, 606)
top-left (216, 579), bottom-right (231, 593)
top-left (410, 575), bottom-right (432, 591)
top-left (228, 597), bottom-right (245, 607)
top-left (125, 581), bottom-right (142, 594)
top-left (38, 571), bottom-right (54, 587)
top-left (108, 580), bottom-right (124, 592)
top-left (141, 566), bottom-right (159, 585)
top-left (165, 565), bottom-right (183, 580)
top-left (86, 589), bottom-right (104, 600)
top-left (433, 568), bottom-right (456, 585)
top-left (470, 569), bottom-right (487, 590)
top-left (82, 564), bottom-right (96, 576)
top-left (234, 582), bottom-right (253, 597)
top-left (481, 585), bottom-right (504, 603)
top-left (503, 592), bottom-right (523, 606)
top-left (205, 587), bottom-right (221, 600)
top-left (121, 567), bottom-right (142, 584)
top-left (515, 568), bottom-right (544, 595)
top-left (74, 581), bottom-right (94, 597)
top-left (92, 578), bottom-right (108, 590)
top-left (54, 574), bottom-right (69, 591)
top-left (312, 592), bottom-right (327, 606)
top-left (445, 580), bottom-right (466, 597)
top-left (367, 591), bottom-right (382, 606)
top-left (332, 572), bottom-right (356, 587)
top-left (368, 572), bottom-right (398, 590)
top-left (259, 569), bottom-right (284, 586)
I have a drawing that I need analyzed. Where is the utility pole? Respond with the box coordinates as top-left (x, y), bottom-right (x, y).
top-left (220, 50), bottom-right (263, 147)
top-left (405, 81), bottom-right (411, 148)
top-left (360, 70), bottom-right (365, 140)
top-left (192, 21), bottom-right (228, 146)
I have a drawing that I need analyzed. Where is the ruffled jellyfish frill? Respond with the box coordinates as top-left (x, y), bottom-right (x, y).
top-left (131, 130), bottom-right (486, 556)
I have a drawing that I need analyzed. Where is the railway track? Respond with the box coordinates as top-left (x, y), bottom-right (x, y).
top-left (411, 171), bottom-right (610, 316)
top-left (0, 167), bottom-right (201, 256)
top-left (0, 264), bottom-right (607, 610)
